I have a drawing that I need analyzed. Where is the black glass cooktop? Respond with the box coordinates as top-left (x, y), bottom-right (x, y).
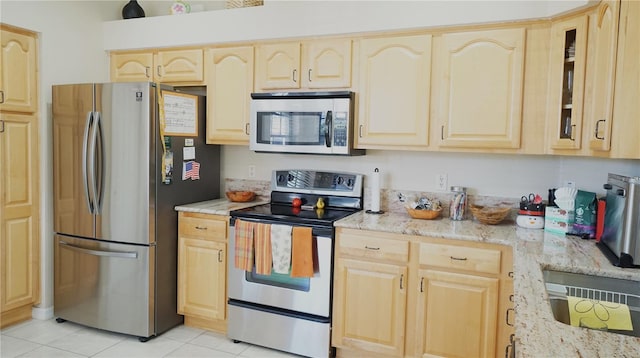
top-left (230, 203), bottom-right (359, 228)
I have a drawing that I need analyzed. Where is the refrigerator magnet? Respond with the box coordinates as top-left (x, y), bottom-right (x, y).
top-left (163, 150), bottom-right (173, 184)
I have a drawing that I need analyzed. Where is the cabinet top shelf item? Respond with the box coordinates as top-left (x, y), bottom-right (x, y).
top-left (103, 1), bottom-right (592, 51)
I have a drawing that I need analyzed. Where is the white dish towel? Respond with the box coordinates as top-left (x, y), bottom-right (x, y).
top-left (270, 224), bottom-right (293, 274)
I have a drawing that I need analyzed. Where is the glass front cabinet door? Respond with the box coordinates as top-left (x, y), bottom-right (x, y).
top-left (546, 15), bottom-right (588, 150)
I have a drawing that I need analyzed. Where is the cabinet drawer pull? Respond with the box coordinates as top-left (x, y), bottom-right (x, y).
top-left (218, 250), bottom-right (224, 262)
top-left (364, 246), bottom-right (380, 250)
top-left (195, 226), bottom-right (208, 230)
top-left (506, 308), bottom-right (515, 326)
top-left (400, 274), bottom-right (404, 289)
top-left (292, 69), bottom-right (297, 82)
top-left (420, 277), bottom-right (424, 292)
top-left (450, 256), bottom-right (467, 261)
top-left (594, 119), bottom-right (606, 140)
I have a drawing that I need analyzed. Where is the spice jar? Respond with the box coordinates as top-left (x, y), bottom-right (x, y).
top-left (449, 186), bottom-right (467, 220)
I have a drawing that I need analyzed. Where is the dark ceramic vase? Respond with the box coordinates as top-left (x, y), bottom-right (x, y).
top-left (122, 0), bottom-right (145, 19)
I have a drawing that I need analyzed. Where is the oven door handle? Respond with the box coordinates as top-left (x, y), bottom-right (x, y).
top-left (324, 110), bottom-right (332, 148)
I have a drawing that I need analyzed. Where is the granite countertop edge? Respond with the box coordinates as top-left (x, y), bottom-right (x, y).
top-left (335, 210), bottom-right (640, 357)
top-left (174, 198), bottom-right (269, 216)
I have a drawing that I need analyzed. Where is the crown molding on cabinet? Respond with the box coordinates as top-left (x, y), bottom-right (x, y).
top-left (102, 0), bottom-right (595, 51)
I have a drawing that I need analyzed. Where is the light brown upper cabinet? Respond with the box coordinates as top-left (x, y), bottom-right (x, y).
top-left (434, 28), bottom-right (526, 149)
top-left (546, 15), bottom-right (589, 151)
top-left (254, 39), bottom-right (352, 91)
top-left (0, 26), bottom-right (37, 113)
top-left (206, 46), bottom-right (254, 145)
top-left (110, 49), bottom-right (204, 84)
top-left (609, 0), bottom-right (640, 159)
top-left (355, 34), bottom-right (432, 149)
top-left (583, 0), bottom-right (620, 153)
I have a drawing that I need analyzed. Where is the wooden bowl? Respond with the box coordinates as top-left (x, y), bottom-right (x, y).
top-left (406, 207), bottom-right (442, 220)
top-left (226, 191), bottom-right (256, 202)
top-left (470, 205), bottom-right (511, 225)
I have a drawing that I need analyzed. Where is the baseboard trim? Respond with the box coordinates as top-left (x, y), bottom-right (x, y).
top-left (32, 306), bottom-right (54, 320)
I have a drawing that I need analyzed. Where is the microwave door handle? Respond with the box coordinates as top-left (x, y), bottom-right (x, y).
top-left (325, 110), bottom-right (332, 148)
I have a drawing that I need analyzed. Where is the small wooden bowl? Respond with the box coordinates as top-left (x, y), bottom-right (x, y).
top-left (406, 207), bottom-right (442, 220)
top-left (470, 205), bottom-right (511, 225)
top-left (226, 191), bottom-right (256, 202)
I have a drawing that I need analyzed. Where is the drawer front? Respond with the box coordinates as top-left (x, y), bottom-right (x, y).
top-left (179, 212), bottom-right (228, 240)
top-left (338, 233), bottom-right (409, 262)
top-left (419, 243), bottom-right (501, 275)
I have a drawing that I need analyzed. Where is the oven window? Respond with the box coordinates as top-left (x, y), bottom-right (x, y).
top-left (256, 111), bottom-right (324, 145)
top-left (245, 268), bottom-right (311, 292)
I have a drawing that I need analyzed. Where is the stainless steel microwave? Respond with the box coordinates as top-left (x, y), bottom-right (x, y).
top-left (249, 91), bottom-right (365, 156)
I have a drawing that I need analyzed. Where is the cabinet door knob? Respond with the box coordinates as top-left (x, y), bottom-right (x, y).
top-left (358, 125), bottom-right (363, 138)
top-left (145, 67), bottom-right (151, 78)
top-left (400, 274), bottom-right (404, 290)
top-left (594, 119), bottom-right (606, 140)
top-left (308, 69), bottom-right (312, 82)
top-left (218, 250), bottom-right (224, 262)
top-left (420, 277), bottom-right (424, 292)
top-left (506, 308), bottom-right (515, 326)
top-left (0, 120), bottom-right (4, 133)
top-left (157, 65), bottom-right (162, 78)
top-left (292, 69), bottom-right (297, 82)
top-left (245, 123), bottom-right (250, 135)
top-left (0, 90), bottom-right (4, 104)
top-left (441, 125), bottom-right (445, 140)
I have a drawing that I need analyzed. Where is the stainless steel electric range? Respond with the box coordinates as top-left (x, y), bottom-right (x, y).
top-left (227, 169), bottom-right (363, 358)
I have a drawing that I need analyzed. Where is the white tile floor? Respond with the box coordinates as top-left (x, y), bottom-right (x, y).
top-left (1, 319), bottom-right (301, 358)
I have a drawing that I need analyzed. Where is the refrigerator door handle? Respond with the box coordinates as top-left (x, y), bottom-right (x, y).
top-left (59, 241), bottom-right (138, 259)
top-left (93, 111), bottom-right (105, 214)
top-left (82, 111), bottom-right (95, 214)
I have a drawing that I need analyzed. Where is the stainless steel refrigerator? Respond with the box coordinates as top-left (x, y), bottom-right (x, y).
top-left (52, 82), bottom-right (219, 341)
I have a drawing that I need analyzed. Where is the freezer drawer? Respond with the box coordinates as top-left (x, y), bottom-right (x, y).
top-left (54, 235), bottom-right (154, 338)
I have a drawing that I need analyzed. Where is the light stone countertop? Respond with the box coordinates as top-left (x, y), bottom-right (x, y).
top-left (174, 198), bottom-right (269, 216)
top-left (335, 211), bottom-right (640, 358)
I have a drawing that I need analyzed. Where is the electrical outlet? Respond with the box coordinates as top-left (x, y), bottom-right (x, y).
top-left (437, 173), bottom-right (448, 191)
top-left (248, 165), bottom-right (256, 178)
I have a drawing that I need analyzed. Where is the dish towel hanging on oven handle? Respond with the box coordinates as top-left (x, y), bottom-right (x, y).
top-left (271, 224), bottom-right (292, 274)
top-left (254, 223), bottom-right (272, 275)
top-left (291, 226), bottom-right (314, 278)
top-left (234, 219), bottom-right (254, 271)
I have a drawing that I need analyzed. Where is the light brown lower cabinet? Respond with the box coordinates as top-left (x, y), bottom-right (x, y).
top-left (332, 228), bottom-right (514, 358)
top-left (177, 212), bottom-right (228, 333)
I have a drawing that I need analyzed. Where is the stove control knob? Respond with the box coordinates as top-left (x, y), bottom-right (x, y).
top-left (277, 174), bottom-right (285, 183)
top-left (337, 176), bottom-right (344, 185)
top-left (346, 178), bottom-right (354, 188)
top-left (316, 197), bottom-right (325, 209)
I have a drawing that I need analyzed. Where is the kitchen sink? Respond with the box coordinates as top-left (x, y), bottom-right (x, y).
top-left (542, 269), bottom-right (640, 337)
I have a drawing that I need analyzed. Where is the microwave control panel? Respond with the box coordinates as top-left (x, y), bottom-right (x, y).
top-left (333, 112), bottom-right (348, 147)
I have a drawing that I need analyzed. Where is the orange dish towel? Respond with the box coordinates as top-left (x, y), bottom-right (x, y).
top-left (291, 226), bottom-right (314, 278)
top-left (254, 223), bottom-right (272, 275)
top-left (234, 219), bottom-right (254, 271)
